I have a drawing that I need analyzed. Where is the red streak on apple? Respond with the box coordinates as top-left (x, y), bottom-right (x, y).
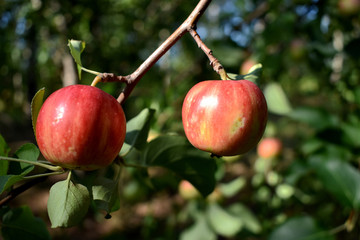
top-left (182, 80), bottom-right (267, 156)
top-left (36, 85), bottom-right (126, 170)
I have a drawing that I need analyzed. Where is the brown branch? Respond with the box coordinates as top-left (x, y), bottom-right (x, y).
top-left (115, 0), bottom-right (214, 104)
top-left (0, 176), bottom-right (48, 207)
top-left (188, 28), bottom-right (228, 80)
top-left (93, 0), bottom-right (225, 103)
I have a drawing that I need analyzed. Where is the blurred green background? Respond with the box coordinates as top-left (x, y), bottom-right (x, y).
top-left (1, 0), bottom-right (360, 239)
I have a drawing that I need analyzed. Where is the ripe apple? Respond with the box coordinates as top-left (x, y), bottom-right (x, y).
top-left (178, 180), bottom-right (200, 200)
top-left (182, 80), bottom-right (267, 156)
top-left (35, 85), bottom-right (126, 170)
top-left (257, 137), bottom-right (282, 159)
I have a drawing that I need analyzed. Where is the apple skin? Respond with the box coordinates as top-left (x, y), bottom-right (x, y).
top-left (35, 85), bottom-right (126, 171)
top-left (182, 80), bottom-right (267, 156)
top-left (257, 137), bottom-right (282, 159)
top-left (178, 180), bottom-right (200, 200)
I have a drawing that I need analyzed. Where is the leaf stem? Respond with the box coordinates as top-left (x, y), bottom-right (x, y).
top-left (23, 170), bottom-right (66, 180)
top-left (0, 156), bottom-right (64, 172)
top-left (81, 67), bottom-right (101, 76)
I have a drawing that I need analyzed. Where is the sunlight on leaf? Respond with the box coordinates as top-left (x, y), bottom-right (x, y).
top-left (30, 88), bottom-right (45, 135)
top-left (68, 39), bottom-right (86, 79)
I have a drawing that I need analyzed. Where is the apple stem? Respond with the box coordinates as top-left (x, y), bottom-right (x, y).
top-left (0, 156), bottom-right (64, 172)
top-left (188, 28), bottom-right (230, 80)
top-left (91, 75), bottom-right (102, 87)
top-left (81, 67), bottom-right (101, 76)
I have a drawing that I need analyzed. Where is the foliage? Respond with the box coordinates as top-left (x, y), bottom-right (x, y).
top-left (1, 0), bottom-right (360, 239)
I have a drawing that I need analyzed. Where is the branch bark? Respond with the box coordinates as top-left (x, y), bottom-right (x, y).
top-left (116, 0), bottom-right (214, 103)
top-left (91, 0), bottom-right (226, 103)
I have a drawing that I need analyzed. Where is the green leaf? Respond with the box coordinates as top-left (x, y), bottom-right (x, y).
top-left (144, 135), bottom-right (216, 197)
top-left (14, 143), bottom-right (40, 167)
top-left (0, 134), bottom-right (10, 175)
top-left (269, 216), bottom-right (334, 240)
top-left (264, 83), bottom-right (292, 115)
top-left (0, 175), bottom-right (24, 194)
top-left (341, 122), bottom-right (360, 147)
top-left (228, 63), bottom-right (263, 84)
top-left (0, 144), bottom-right (40, 194)
top-left (47, 172), bottom-right (91, 227)
top-left (227, 203), bottom-right (262, 234)
top-left (206, 202), bottom-right (243, 237)
top-left (120, 108), bottom-right (155, 156)
top-left (68, 39), bottom-right (85, 79)
top-left (30, 88), bottom-right (45, 135)
top-left (92, 177), bottom-right (120, 213)
top-left (288, 106), bottom-right (338, 130)
top-left (218, 177), bottom-right (246, 198)
top-left (1, 206), bottom-right (51, 240)
top-left (310, 157), bottom-right (360, 209)
top-left (180, 213), bottom-right (216, 240)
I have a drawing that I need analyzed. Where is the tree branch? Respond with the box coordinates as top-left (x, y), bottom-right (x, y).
top-left (116, 0), bottom-right (214, 103)
top-left (0, 176), bottom-right (48, 207)
top-left (93, 0), bottom-right (225, 103)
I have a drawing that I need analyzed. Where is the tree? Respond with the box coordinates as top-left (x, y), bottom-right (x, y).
top-left (1, 0), bottom-right (360, 239)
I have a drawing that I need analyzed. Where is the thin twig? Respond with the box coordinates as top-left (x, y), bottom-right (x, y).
top-left (188, 28), bottom-right (228, 80)
top-left (116, 0), bottom-right (214, 104)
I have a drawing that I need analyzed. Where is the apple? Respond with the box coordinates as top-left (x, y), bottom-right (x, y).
top-left (257, 137), bottom-right (282, 159)
top-left (338, 0), bottom-right (360, 15)
top-left (178, 180), bottom-right (200, 200)
top-left (35, 85), bottom-right (126, 170)
top-left (182, 80), bottom-right (267, 156)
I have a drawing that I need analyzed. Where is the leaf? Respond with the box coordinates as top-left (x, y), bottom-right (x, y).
top-left (47, 173), bottom-right (91, 228)
top-left (218, 177), bottom-right (246, 198)
top-left (341, 122), bottom-right (360, 147)
top-left (288, 106), bottom-right (338, 130)
top-left (227, 203), bottom-right (262, 234)
top-left (92, 177), bottom-right (120, 213)
top-left (30, 88), bottom-right (45, 135)
top-left (144, 135), bottom-right (216, 197)
top-left (180, 213), bottom-right (216, 240)
top-left (0, 133), bottom-right (10, 175)
top-left (120, 108), bottom-right (155, 156)
top-left (1, 206), bottom-right (51, 240)
top-left (269, 216), bottom-right (334, 240)
top-left (206, 202), bottom-right (243, 237)
top-left (227, 63), bottom-right (263, 84)
top-left (14, 143), bottom-right (40, 167)
top-left (264, 83), bottom-right (292, 115)
top-left (0, 144), bottom-right (40, 194)
top-left (68, 39), bottom-right (86, 79)
top-left (310, 157), bottom-right (360, 209)
top-left (0, 175), bottom-right (24, 194)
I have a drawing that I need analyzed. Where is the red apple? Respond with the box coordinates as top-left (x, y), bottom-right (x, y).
top-left (257, 137), bottom-right (282, 159)
top-left (178, 180), bottom-right (200, 200)
top-left (182, 80), bottom-right (267, 156)
top-left (35, 85), bottom-right (126, 170)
